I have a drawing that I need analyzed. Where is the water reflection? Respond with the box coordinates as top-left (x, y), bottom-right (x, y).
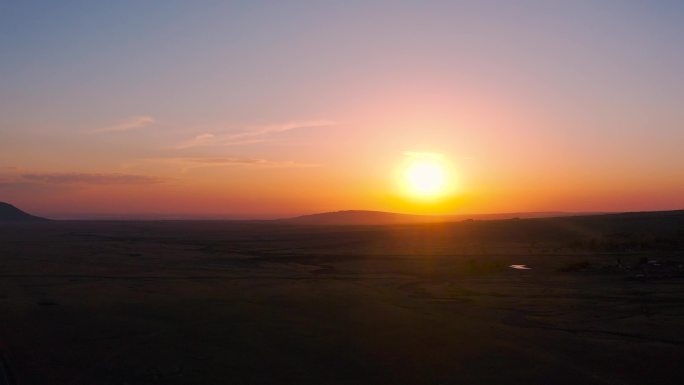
top-left (509, 264), bottom-right (531, 270)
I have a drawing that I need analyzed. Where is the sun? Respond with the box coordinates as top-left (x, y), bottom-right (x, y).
top-left (406, 160), bottom-right (446, 196)
top-left (400, 152), bottom-right (453, 199)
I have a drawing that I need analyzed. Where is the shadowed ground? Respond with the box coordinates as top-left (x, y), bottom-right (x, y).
top-left (0, 220), bottom-right (683, 384)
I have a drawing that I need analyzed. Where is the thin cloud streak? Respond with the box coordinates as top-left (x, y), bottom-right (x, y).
top-left (176, 119), bottom-right (337, 149)
top-left (177, 133), bottom-right (215, 149)
top-left (91, 116), bottom-right (156, 133)
top-left (149, 157), bottom-right (320, 172)
top-left (21, 172), bottom-right (163, 184)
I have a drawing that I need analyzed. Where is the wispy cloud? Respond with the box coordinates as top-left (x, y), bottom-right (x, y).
top-left (176, 119), bottom-right (337, 149)
top-left (0, 181), bottom-right (69, 194)
top-left (0, 181), bottom-right (33, 191)
top-left (177, 133), bottom-right (216, 148)
top-left (149, 157), bottom-right (320, 172)
top-left (21, 172), bottom-right (163, 185)
top-left (92, 116), bottom-right (156, 133)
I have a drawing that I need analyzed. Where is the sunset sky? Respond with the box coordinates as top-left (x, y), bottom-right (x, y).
top-left (1, 1), bottom-right (683, 219)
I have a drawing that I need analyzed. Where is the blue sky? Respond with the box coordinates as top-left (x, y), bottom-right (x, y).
top-left (1, 1), bottom-right (683, 217)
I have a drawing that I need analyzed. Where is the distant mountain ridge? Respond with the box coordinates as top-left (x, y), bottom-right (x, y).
top-left (280, 209), bottom-right (593, 225)
top-left (0, 202), bottom-right (47, 221)
top-left (281, 210), bottom-right (434, 225)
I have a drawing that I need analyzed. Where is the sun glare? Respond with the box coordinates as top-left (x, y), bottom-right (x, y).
top-left (400, 152), bottom-right (453, 200)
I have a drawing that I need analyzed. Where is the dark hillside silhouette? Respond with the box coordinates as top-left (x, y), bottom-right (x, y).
top-left (0, 202), bottom-right (47, 221)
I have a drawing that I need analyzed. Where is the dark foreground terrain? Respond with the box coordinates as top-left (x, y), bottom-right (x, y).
top-left (1, 213), bottom-right (683, 384)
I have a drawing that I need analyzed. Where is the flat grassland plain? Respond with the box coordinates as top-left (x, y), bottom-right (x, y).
top-left (1, 213), bottom-right (683, 384)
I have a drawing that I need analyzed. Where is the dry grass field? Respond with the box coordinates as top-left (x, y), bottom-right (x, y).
top-left (1, 216), bottom-right (683, 384)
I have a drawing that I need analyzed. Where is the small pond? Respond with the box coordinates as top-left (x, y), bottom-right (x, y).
top-left (509, 264), bottom-right (531, 270)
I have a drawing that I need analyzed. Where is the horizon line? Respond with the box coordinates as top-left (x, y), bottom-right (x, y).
top-left (26, 208), bottom-right (680, 221)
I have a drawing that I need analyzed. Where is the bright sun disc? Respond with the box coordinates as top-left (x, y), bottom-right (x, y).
top-left (401, 153), bottom-right (452, 199)
top-left (406, 161), bottom-right (445, 196)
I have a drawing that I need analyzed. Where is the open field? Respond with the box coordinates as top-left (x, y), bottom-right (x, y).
top-left (1, 217), bottom-right (683, 384)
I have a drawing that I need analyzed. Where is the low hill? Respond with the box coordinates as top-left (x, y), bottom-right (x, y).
top-left (283, 209), bottom-right (684, 251)
top-left (280, 210), bottom-right (586, 225)
top-left (0, 202), bottom-right (48, 221)
top-left (281, 210), bottom-right (441, 225)
top-left (463, 209), bottom-right (684, 239)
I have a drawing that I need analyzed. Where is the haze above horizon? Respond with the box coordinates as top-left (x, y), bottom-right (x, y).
top-left (1, 1), bottom-right (683, 217)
